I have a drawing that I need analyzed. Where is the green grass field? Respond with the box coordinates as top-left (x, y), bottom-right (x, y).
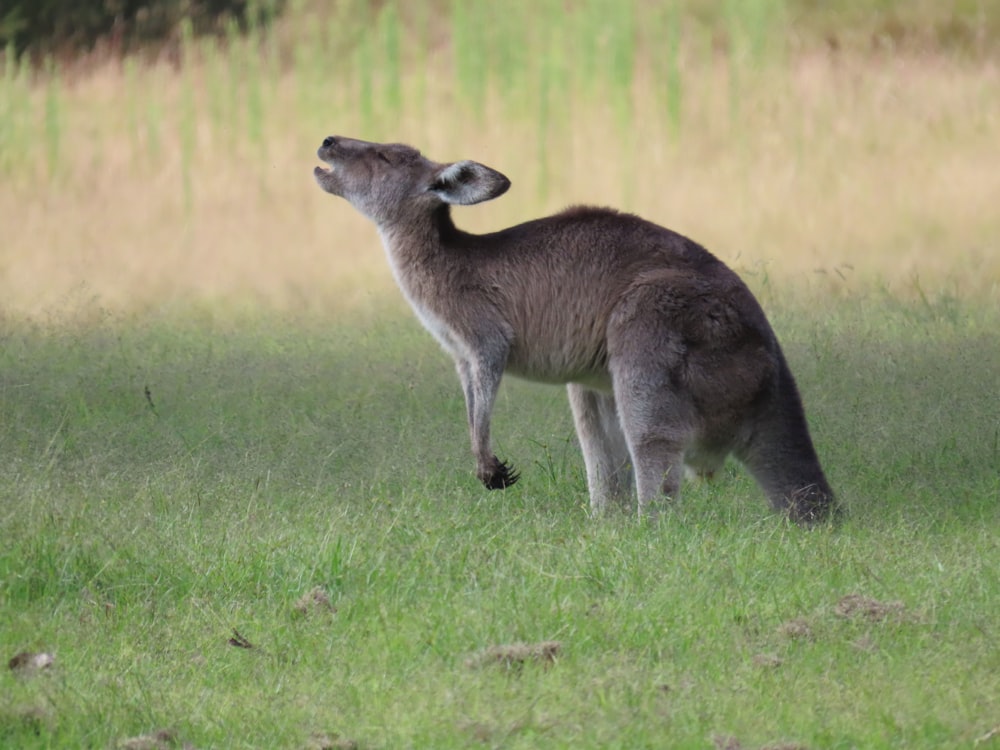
top-left (2, 298), bottom-right (997, 749)
top-left (2, 0), bottom-right (999, 747)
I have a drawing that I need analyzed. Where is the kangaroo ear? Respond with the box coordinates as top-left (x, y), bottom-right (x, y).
top-left (429, 161), bottom-right (511, 205)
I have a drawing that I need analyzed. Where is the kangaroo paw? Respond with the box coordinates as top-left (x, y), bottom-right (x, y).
top-left (480, 459), bottom-right (520, 490)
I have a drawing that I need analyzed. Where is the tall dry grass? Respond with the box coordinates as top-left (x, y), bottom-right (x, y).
top-left (0, 3), bottom-right (998, 317)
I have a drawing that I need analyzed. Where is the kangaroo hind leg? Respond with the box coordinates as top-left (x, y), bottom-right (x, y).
top-left (611, 373), bottom-right (694, 520)
top-left (567, 385), bottom-right (632, 516)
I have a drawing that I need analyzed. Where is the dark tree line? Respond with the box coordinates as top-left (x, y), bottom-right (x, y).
top-left (0, 0), bottom-right (285, 60)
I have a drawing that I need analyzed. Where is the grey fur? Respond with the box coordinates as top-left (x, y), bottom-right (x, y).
top-left (314, 136), bottom-right (835, 524)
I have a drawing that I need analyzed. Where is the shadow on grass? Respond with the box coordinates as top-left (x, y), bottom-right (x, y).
top-left (0, 294), bottom-right (996, 527)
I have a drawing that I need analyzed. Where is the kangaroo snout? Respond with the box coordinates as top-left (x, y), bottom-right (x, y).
top-left (313, 135), bottom-right (836, 524)
top-left (316, 135), bottom-right (342, 163)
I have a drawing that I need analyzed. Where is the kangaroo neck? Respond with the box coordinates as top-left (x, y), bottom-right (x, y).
top-left (430, 204), bottom-right (463, 243)
top-left (377, 204), bottom-right (469, 262)
top-left (375, 205), bottom-right (474, 298)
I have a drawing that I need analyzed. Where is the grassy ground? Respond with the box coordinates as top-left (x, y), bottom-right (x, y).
top-left (1, 1), bottom-right (999, 748)
top-left (1, 298), bottom-right (998, 749)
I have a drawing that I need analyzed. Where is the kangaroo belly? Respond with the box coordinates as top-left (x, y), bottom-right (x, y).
top-left (497, 286), bottom-right (618, 386)
top-left (505, 327), bottom-right (611, 388)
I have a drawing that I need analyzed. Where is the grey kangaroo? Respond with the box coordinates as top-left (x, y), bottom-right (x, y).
top-left (314, 136), bottom-right (835, 524)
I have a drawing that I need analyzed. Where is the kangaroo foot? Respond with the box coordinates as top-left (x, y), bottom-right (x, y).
top-left (478, 458), bottom-right (520, 490)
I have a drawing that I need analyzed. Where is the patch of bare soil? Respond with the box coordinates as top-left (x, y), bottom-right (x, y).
top-left (777, 617), bottom-right (814, 641)
top-left (118, 728), bottom-right (195, 749)
top-left (465, 641), bottom-right (562, 671)
top-left (752, 653), bottom-right (783, 669)
top-left (834, 594), bottom-right (905, 622)
top-left (306, 732), bottom-right (359, 750)
top-left (7, 651), bottom-right (55, 676)
top-left (851, 633), bottom-right (879, 653)
top-left (458, 719), bottom-right (535, 744)
top-left (294, 587), bottom-right (336, 617)
top-left (713, 736), bottom-right (811, 750)
top-left (712, 735), bottom-right (743, 750)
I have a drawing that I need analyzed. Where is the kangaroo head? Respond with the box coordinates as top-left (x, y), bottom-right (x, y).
top-left (314, 136), bottom-right (511, 225)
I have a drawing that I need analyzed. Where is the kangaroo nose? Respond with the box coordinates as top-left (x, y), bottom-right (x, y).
top-left (322, 135), bottom-right (337, 148)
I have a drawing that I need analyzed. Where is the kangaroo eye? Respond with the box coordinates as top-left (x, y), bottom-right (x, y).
top-left (376, 151), bottom-right (392, 164)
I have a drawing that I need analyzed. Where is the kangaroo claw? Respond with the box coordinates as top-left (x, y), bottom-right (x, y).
top-left (481, 460), bottom-right (520, 490)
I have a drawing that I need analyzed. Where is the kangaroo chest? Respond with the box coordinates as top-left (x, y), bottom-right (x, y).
top-left (410, 293), bottom-right (469, 360)
top-left (380, 237), bottom-right (475, 362)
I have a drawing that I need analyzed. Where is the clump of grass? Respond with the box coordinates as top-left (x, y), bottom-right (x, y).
top-left (179, 19), bottom-right (196, 213)
top-left (449, 0), bottom-right (488, 120)
top-left (378, 2), bottom-right (403, 116)
top-left (43, 56), bottom-right (61, 180)
top-left (465, 641), bottom-right (562, 671)
top-left (0, 44), bottom-right (31, 175)
top-left (659, 1), bottom-right (684, 141)
top-left (833, 593), bottom-right (906, 623)
top-left (293, 586), bottom-right (336, 617)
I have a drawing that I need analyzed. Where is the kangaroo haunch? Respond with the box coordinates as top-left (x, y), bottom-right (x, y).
top-left (314, 136), bottom-right (835, 524)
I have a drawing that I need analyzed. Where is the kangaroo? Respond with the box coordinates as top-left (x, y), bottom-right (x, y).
top-left (314, 136), bottom-right (835, 524)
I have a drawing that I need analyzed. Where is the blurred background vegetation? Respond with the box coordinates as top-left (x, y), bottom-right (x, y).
top-left (0, 0), bottom-right (284, 60)
top-left (3, 0), bottom-right (998, 62)
top-left (0, 0), bottom-right (997, 313)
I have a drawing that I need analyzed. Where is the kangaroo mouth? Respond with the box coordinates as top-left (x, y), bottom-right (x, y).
top-left (314, 147), bottom-right (336, 174)
top-left (314, 139), bottom-right (345, 194)
top-left (313, 160), bottom-right (342, 196)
